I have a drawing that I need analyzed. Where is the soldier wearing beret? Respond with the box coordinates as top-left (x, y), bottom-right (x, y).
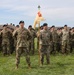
top-left (39, 23), bottom-right (52, 66)
top-left (61, 25), bottom-right (70, 54)
top-left (50, 26), bottom-right (58, 54)
top-left (13, 21), bottom-right (31, 69)
top-left (0, 25), bottom-right (11, 56)
top-left (28, 25), bottom-right (36, 55)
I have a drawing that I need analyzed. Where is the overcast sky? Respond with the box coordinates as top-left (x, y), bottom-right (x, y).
top-left (0, 0), bottom-right (74, 27)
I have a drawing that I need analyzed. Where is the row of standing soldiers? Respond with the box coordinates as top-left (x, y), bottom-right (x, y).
top-left (0, 21), bottom-right (74, 68)
top-left (38, 24), bottom-right (74, 55)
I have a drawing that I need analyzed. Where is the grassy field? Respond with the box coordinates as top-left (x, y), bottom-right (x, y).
top-left (0, 52), bottom-right (74, 75)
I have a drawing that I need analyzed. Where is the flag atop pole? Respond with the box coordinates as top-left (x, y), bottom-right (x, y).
top-left (33, 5), bottom-right (45, 29)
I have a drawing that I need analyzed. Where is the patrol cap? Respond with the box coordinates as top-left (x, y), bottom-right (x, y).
top-left (43, 23), bottom-right (48, 27)
top-left (19, 20), bottom-right (24, 24)
top-left (3, 24), bottom-right (8, 27)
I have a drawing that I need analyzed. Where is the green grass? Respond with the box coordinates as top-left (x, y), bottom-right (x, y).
top-left (0, 38), bottom-right (74, 75)
top-left (0, 52), bottom-right (74, 75)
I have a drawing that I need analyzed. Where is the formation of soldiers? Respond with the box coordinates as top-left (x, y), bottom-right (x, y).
top-left (0, 21), bottom-right (74, 69)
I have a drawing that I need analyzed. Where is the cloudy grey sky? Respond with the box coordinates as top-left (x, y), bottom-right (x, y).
top-left (0, 0), bottom-right (74, 27)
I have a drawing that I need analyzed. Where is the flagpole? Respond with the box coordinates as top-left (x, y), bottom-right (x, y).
top-left (38, 5), bottom-right (41, 65)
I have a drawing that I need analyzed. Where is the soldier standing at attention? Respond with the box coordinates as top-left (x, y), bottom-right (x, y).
top-left (28, 25), bottom-right (36, 55)
top-left (0, 29), bottom-right (2, 52)
top-left (70, 27), bottom-right (74, 53)
top-left (50, 26), bottom-right (58, 54)
top-left (7, 27), bottom-right (14, 54)
top-left (57, 28), bottom-right (62, 53)
top-left (62, 25), bottom-right (70, 54)
top-left (13, 25), bottom-right (19, 52)
top-left (0, 25), bottom-right (11, 56)
top-left (13, 21), bottom-right (31, 69)
top-left (39, 23), bottom-right (52, 66)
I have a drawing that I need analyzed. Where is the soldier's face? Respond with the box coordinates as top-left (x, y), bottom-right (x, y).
top-left (20, 23), bottom-right (24, 28)
top-left (16, 27), bottom-right (19, 29)
top-left (43, 26), bottom-right (48, 30)
top-left (64, 26), bottom-right (67, 30)
top-left (52, 27), bottom-right (55, 31)
top-left (3, 27), bottom-right (7, 30)
top-left (29, 27), bottom-right (32, 30)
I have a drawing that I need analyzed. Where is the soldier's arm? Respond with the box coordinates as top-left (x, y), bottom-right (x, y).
top-left (12, 30), bottom-right (17, 42)
top-left (61, 32), bottom-right (63, 37)
top-left (13, 30), bottom-right (17, 38)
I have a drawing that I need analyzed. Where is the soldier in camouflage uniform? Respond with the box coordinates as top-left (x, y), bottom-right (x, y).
top-left (13, 25), bottom-right (19, 53)
top-left (0, 29), bottom-right (2, 52)
top-left (61, 25), bottom-right (70, 54)
top-left (28, 25), bottom-right (36, 55)
top-left (50, 26), bottom-right (58, 54)
top-left (0, 25), bottom-right (11, 56)
top-left (39, 23), bottom-right (52, 65)
top-left (57, 28), bottom-right (62, 52)
top-left (7, 27), bottom-right (14, 54)
top-left (70, 27), bottom-right (74, 53)
top-left (13, 21), bottom-right (31, 69)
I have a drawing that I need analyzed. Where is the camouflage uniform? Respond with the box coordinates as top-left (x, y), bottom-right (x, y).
top-left (10, 32), bottom-right (14, 54)
top-left (0, 31), bottom-right (2, 52)
top-left (0, 29), bottom-right (11, 56)
top-left (57, 31), bottom-right (62, 52)
top-left (13, 29), bottom-right (18, 53)
top-left (51, 30), bottom-right (58, 54)
top-left (62, 29), bottom-right (70, 54)
top-left (28, 29), bottom-right (36, 54)
top-left (70, 31), bottom-right (74, 53)
top-left (39, 29), bottom-right (52, 65)
top-left (13, 27), bottom-right (31, 67)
